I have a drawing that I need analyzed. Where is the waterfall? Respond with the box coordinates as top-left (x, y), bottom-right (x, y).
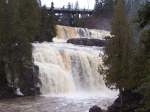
top-left (53, 25), bottom-right (111, 42)
top-left (32, 26), bottom-right (117, 98)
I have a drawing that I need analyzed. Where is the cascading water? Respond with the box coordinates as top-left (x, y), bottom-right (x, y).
top-left (53, 25), bottom-right (111, 42)
top-left (33, 25), bottom-right (117, 98)
top-left (0, 26), bottom-right (118, 112)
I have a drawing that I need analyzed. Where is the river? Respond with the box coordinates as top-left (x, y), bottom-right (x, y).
top-left (0, 95), bottom-right (116, 112)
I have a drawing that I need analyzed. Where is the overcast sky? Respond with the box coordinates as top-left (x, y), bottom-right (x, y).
top-left (41, 0), bottom-right (95, 9)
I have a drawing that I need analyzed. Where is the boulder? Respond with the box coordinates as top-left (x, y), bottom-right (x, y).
top-left (0, 61), bottom-right (16, 99)
top-left (0, 59), bottom-right (41, 99)
top-left (67, 38), bottom-right (106, 47)
top-left (89, 105), bottom-right (103, 112)
top-left (0, 86), bottom-right (16, 99)
top-left (19, 65), bottom-right (41, 96)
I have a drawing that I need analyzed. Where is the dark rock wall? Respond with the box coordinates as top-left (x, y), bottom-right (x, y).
top-left (0, 63), bottom-right (40, 99)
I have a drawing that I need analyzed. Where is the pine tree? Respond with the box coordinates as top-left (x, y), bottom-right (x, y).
top-left (38, 6), bottom-right (56, 42)
top-left (0, 0), bottom-right (9, 93)
top-left (136, 2), bottom-right (150, 28)
top-left (103, 0), bottom-right (114, 14)
top-left (72, 1), bottom-right (81, 27)
top-left (134, 3), bottom-right (150, 112)
top-left (74, 1), bottom-right (79, 10)
top-left (103, 0), bottom-right (132, 91)
top-left (48, 7), bottom-right (57, 39)
top-left (94, 0), bottom-right (102, 16)
top-left (19, 0), bottom-right (40, 41)
top-left (0, 0), bottom-right (41, 96)
top-left (16, 0), bottom-right (40, 95)
top-left (130, 28), bottom-right (150, 112)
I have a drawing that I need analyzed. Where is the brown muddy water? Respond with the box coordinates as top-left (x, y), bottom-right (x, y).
top-left (0, 95), bottom-right (116, 112)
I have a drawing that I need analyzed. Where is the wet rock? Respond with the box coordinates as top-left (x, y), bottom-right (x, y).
top-left (107, 90), bottom-right (143, 112)
top-left (0, 86), bottom-right (16, 99)
top-left (89, 105), bottom-right (103, 112)
top-left (0, 61), bottom-right (16, 99)
top-left (0, 64), bottom-right (41, 99)
top-left (67, 38), bottom-right (106, 47)
top-left (19, 65), bottom-right (41, 96)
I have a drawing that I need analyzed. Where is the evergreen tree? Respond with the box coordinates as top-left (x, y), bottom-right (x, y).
top-left (0, 0), bottom-right (41, 96)
top-left (136, 2), bottom-right (150, 28)
top-left (94, 0), bottom-right (102, 16)
top-left (103, 2), bottom-right (150, 112)
top-left (103, 0), bottom-right (132, 91)
top-left (48, 6), bottom-right (57, 40)
top-left (38, 6), bottom-right (56, 42)
top-left (130, 28), bottom-right (150, 112)
top-left (73, 14), bottom-right (81, 27)
top-left (19, 0), bottom-right (40, 41)
top-left (0, 0), bottom-right (10, 94)
top-left (74, 1), bottom-right (79, 10)
top-left (15, 0), bottom-right (40, 95)
top-left (103, 0), bottom-right (114, 14)
top-left (133, 3), bottom-right (150, 112)
top-left (72, 1), bottom-right (82, 27)
top-left (67, 2), bottom-right (73, 25)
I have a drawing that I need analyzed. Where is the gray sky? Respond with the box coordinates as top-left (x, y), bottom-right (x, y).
top-left (41, 0), bottom-right (95, 9)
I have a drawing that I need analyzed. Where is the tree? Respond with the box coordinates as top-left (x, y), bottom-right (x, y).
top-left (94, 0), bottom-right (102, 16)
top-left (0, 0), bottom-right (41, 96)
top-left (37, 6), bottom-right (56, 42)
top-left (19, 0), bottom-right (40, 41)
top-left (103, 0), bottom-right (114, 14)
top-left (72, 1), bottom-right (81, 27)
top-left (133, 3), bottom-right (150, 112)
top-left (103, 2), bottom-right (150, 112)
top-left (103, 0), bottom-right (132, 91)
top-left (132, 27), bottom-right (150, 112)
top-left (0, 0), bottom-right (10, 95)
top-left (67, 2), bottom-right (72, 10)
top-left (74, 1), bottom-right (79, 9)
top-left (94, 0), bottom-right (114, 16)
top-left (136, 2), bottom-right (150, 28)
top-left (67, 2), bottom-right (73, 26)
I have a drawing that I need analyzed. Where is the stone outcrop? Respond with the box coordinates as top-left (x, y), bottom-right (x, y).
top-left (89, 105), bottom-right (104, 112)
top-left (67, 38), bottom-right (106, 47)
top-left (107, 90), bottom-right (143, 112)
top-left (19, 65), bottom-right (41, 96)
top-left (0, 64), bottom-right (40, 99)
top-left (0, 86), bottom-right (16, 99)
top-left (0, 61), bottom-right (15, 99)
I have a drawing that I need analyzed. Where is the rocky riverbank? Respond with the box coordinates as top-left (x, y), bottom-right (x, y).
top-left (89, 90), bottom-right (143, 112)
